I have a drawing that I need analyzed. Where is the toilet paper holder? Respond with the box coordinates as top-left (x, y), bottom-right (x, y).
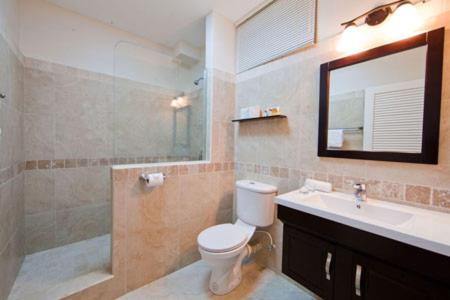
top-left (139, 172), bottom-right (166, 184)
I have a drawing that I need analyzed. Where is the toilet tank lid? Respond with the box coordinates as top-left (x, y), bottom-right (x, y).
top-left (236, 180), bottom-right (277, 194)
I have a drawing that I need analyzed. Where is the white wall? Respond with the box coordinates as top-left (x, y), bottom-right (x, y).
top-left (115, 41), bottom-right (205, 91)
top-left (20, 0), bottom-right (206, 91)
top-left (205, 11), bottom-right (236, 74)
top-left (19, 0), bottom-right (174, 76)
top-left (237, 0), bottom-right (450, 81)
top-left (0, 0), bottom-right (20, 52)
top-left (19, 0), bottom-right (449, 79)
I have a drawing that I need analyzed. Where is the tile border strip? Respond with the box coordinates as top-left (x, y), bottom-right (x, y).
top-left (113, 161), bottom-right (236, 178)
top-left (236, 161), bottom-right (450, 212)
top-left (24, 156), bottom-right (199, 170)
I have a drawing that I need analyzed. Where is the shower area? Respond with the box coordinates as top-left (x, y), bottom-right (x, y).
top-left (113, 41), bottom-right (208, 163)
top-left (6, 36), bottom-right (207, 300)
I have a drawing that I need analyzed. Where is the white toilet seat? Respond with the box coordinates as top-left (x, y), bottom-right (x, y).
top-left (198, 223), bottom-right (247, 253)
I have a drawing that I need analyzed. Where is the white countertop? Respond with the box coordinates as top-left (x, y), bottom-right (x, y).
top-left (275, 190), bottom-right (450, 257)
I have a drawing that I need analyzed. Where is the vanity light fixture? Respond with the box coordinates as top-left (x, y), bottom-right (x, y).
top-left (338, 0), bottom-right (426, 52)
top-left (388, 1), bottom-right (423, 37)
top-left (336, 22), bottom-right (365, 53)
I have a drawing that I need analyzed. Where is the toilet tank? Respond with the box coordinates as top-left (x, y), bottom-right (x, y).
top-left (236, 180), bottom-right (277, 227)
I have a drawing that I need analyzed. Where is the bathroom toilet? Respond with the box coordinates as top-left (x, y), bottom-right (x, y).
top-left (197, 180), bottom-right (277, 295)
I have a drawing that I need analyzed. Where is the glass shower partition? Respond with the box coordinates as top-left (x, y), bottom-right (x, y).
top-left (113, 41), bottom-right (207, 164)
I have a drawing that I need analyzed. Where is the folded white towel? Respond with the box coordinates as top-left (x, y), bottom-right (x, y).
top-left (328, 129), bottom-right (344, 148)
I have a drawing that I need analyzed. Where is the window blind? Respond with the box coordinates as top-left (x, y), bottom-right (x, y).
top-left (236, 0), bottom-right (316, 73)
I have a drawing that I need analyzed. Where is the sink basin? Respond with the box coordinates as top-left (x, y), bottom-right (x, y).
top-left (310, 193), bottom-right (413, 226)
top-left (275, 190), bottom-right (450, 257)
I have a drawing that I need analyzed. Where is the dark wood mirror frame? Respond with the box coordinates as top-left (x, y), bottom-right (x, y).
top-left (318, 27), bottom-right (445, 164)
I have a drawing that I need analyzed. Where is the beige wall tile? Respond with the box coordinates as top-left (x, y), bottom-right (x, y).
top-left (55, 203), bottom-right (109, 246)
top-left (25, 212), bottom-right (55, 254)
top-left (0, 34), bottom-right (25, 300)
top-left (177, 173), bottom-right (215, 223)
top-left (121, 167), bottom-right (234, 291)
top-left (37, 160), bottom-right (51, 169)
top-left (432, 189), bottom-right (450, 209)
top-left (0, 180), bottom-right (14, 249)
top-left (54, 167), bottom-right (110, 210)
top-left (328, 174), bottom-right (343, 189)
top-left (178, 215), bottom-right (209, 269)
top-left (126, 227), bottom-right (179, 291)
top-left (24, 169), bottom-right (54, 215)
top-left (0, 104), bottom-right (19, 169)
top-left (24, 68), bottom-right (55, 114)
top-left (382, 181), bottom-right (404, 202)
top-left (313, 172), bottom-right (327, 181)
top-left (405, 185), bottom-right (431, 205)
top-left (0, 37), bottom-right (10, 108)
top-left (342, 176), bottom-right (365, 192)
top-left (365, 179), bottom-right (382, 199)
top-left (0, 230), bottom-right (24, 300)
top-left (24, 112), bottom-right (54, 161)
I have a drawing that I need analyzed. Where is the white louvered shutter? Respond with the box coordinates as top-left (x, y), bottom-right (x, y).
top-left (363, 80), bottom-right (425, 153)
top-left (236, 0), bottom-right (316, 73)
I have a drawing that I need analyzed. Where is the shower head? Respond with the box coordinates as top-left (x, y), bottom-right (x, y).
top-left (193, 77), bottom-right (204, 86)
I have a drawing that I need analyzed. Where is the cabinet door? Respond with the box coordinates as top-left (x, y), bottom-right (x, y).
top-left (282, 225), bottom-right (335, 299)
top-left (349, 253), bottom-right (450, 300)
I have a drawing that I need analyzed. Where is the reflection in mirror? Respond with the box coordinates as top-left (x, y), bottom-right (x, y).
top-left (328, 46), bottom-right (427, 153)
top-left (174, 106), bottom-right (191, 150)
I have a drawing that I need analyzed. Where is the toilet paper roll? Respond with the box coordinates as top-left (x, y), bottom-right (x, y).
top-left (140, 172), bottom-right (165, 188)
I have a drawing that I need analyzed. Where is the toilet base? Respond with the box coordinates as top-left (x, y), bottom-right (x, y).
top-left (204, 246), bottom-right (249, 295)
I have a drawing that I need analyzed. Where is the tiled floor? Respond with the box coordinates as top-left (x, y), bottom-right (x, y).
top-left (8, 234), bottom-right (111, 300)
top-left (119, 260), bottom-right (317, 300)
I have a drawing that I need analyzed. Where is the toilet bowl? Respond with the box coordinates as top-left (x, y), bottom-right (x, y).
top-left (198, 220), bottom-right (255, 295)
top-left (197, 180), bottom-right (277, 295)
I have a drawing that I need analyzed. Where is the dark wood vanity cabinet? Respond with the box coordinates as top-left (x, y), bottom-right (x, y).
top-left (283, 226), bottom-right (335, 299)
top-left (278, 206), bottom-right (450, 300)
top-left (347, 251), bottom-right (448, 300)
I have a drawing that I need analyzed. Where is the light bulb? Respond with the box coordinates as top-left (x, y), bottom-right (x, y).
top-left (170, 99), bottom-right (179, 108)
top-left (388, 1), bottom-right (421, 38)
top-left (337, 23), bottom-right (365, 53)
top-left (177, 96), bottom-right (188, 107)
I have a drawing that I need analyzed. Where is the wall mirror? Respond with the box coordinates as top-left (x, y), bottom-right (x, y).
top-left (318, 28), bottom-right (445, 164)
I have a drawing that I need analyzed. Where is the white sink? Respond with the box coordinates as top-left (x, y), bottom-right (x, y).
top-left (310, 193), bottom-right (413, 226)
top-left (275, 190), bottom-right (450, 257)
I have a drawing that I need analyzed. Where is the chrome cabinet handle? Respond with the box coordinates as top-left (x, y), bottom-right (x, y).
top-left (355, 264), bottom-right (362, 296)
top-left (325, 252), bottom-right (332, 280)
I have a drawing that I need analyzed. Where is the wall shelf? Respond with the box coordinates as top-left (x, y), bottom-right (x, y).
top-left (231, 115), bottom-right (287, 123)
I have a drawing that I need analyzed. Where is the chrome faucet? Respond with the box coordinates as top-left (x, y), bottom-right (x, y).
top-left (353, 183), bottom-right (366, 209)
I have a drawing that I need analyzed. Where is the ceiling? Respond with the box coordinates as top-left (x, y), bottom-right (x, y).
top-left (47, 0), bottom-right (268, 49)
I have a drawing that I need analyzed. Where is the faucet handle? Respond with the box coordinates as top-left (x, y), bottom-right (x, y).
top-left (353, 183), bottom-right (366, 191)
